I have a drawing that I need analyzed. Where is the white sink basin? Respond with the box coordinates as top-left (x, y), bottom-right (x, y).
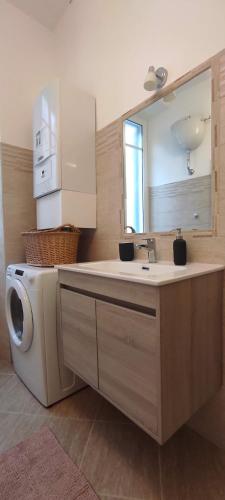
top-left (75, 260), bottom-right (186, 276)
top-left (57, 260), bottom-right (224, 286)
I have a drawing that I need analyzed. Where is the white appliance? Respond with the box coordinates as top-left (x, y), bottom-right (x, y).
top-left (33, 81), bottom-right (59, 198)
top-left (33, 79), bottom-right (96, 229)
top-left (5, 264), bottom-right (84, 406)
top-left (171, 114), bottom-right (206, 175)
top-left (171, 115), bottom-right (205, 151)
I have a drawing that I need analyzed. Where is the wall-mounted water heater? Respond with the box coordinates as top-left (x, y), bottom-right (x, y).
top-left (171, 114), bottom-right (206, 176)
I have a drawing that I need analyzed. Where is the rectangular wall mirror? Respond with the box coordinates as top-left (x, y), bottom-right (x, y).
top-left (123, 68), bottom-right (212, 234)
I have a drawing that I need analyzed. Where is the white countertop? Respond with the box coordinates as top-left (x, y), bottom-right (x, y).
top-left (56, 260), bottom-right (225, 286)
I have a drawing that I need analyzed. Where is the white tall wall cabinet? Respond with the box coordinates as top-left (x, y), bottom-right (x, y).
top-left (33, 79), bottom-right (96, 229)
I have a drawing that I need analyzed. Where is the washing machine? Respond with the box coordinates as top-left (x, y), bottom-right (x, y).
top-left (5, 264), bottom-right (84, 406)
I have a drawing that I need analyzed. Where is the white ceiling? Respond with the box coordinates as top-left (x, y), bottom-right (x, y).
top-left (7, 0), bottom-right (72, 30)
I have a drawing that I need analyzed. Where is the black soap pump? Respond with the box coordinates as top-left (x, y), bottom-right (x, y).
top-left (173, 228), bottom-right (187, 266)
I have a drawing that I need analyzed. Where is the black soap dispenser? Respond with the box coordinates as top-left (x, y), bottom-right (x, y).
top-left (173, 228), bottom-right (187, 266)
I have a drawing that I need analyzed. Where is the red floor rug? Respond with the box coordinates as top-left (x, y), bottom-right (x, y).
top-left (0, 426), bottom-right (98, 500)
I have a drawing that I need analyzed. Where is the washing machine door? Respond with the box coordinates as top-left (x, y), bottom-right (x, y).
top-left (6, 279), bottom-right (33, 352)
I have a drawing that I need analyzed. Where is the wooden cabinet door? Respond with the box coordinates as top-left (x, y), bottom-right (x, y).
top-left (96, 301), bottom-right (159, 435)
top-left (60, 288), bottom-right (98, 388)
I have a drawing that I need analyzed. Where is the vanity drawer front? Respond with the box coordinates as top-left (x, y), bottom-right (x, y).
top-left (97, 301), bottom-right (159, 435)
top-left (59, 271), bottom-right (158, 310)
top-left (60, 289), bottom-right (98, 388)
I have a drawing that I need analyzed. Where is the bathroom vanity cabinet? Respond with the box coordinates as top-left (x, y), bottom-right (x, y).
top-left (58, 268), bottom-right (223, 444)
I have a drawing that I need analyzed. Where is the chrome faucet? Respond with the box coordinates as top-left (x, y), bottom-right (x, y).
top-left (136, 238), bottom-right (157, 263)
top-left (124, 225), bottom-right (136, 233)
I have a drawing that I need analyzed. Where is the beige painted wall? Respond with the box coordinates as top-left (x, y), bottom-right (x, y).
top-left (6, 0), bottom-right (225, 147)
top-left (56, 0), bottom-right (225, 130)
top-left (0, 0), bottom-right (57, 149)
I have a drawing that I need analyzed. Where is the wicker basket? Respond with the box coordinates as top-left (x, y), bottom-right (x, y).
top-left (22, 225), bottom-right (80, 267)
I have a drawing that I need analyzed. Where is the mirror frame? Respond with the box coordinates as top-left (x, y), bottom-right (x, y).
top-left (120, 52), bottom-right (221, 240)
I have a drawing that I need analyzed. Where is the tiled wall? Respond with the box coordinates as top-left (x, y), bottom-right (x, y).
top-left (0, 145), bottom-right (8, 360)
top-left (148, 175), bottom-right (212, 232)
top-left (79, 52), bottom-right (225, 448)
top-left (0, 143), bottom-right (36, 361)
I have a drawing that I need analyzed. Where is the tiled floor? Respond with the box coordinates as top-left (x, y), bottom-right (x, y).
top-left (1, 360), bottom-right (225, 500)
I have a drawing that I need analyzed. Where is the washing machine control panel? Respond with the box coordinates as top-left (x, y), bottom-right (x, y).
top-left (7, 267), bottom-right (24, 278)
top-left (6, 267), bottom-right (14, 277)
top-left (15, 269), bottom-right (24, 276)
top-left (6, 267), bottom-right (38, 288)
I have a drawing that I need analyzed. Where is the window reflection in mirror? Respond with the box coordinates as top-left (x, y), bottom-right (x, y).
top-left (123, 69), bottom-right (212, 234)
top-left (124, 120), bottom-right (144, 233)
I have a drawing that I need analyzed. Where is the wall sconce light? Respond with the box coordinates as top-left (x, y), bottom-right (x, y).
top-left (144, 66), bottom-right (168, 91)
